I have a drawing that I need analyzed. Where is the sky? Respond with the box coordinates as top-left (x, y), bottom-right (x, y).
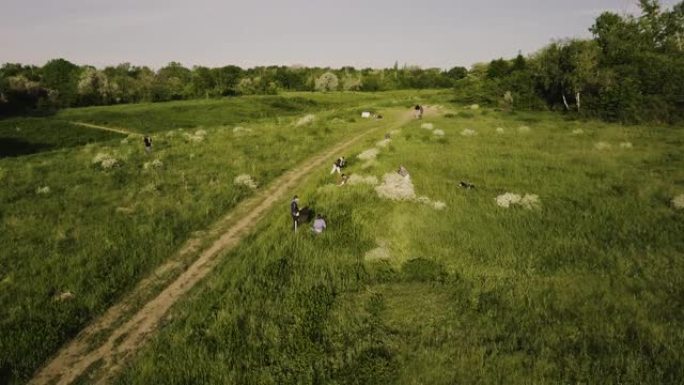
top-left (0, 0), bottom-right (680, 70)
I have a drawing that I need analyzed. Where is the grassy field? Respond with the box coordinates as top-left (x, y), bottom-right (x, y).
top-left (112, 105), bottom-right (684, 384)
top-left (2, 92), bottom-right (684, 384)
top-left (0, 91), bottom-right (431, 384)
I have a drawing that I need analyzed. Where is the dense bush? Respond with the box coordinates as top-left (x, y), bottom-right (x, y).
top-left (454, 0), bottom-right (684, 124)
top-left (0, 61), bottom-right (463, 117)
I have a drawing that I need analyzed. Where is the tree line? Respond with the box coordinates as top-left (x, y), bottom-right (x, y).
top-left (0, 60), bottom-right (466, 116)
top-left (456, 0), bottom-right (684, 123)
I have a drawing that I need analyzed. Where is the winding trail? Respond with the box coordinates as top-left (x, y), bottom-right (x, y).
top-left (30, 110), bottom-right (417, 385)
top-left (70, 121), bottom-right (140, 136)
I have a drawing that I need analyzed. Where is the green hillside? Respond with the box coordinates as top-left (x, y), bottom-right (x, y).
top-left (1, 91), bottom-right (683, 384)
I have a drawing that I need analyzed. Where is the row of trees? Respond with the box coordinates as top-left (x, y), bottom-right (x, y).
top-left (455, 0), bottom-right (684, 123)
top-left (0, 61), bottom-right (467, 116)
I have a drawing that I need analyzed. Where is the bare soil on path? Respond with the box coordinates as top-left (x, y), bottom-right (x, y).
top-left (30, 110), bottom-right (419, 385)
top-left (70, 122), bottom-right (140, 136)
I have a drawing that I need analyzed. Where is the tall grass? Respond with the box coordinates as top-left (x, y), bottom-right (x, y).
top-left (114, 106), bottom-right (684, 384)
top-left (0, 91), bottom-right (432, 384)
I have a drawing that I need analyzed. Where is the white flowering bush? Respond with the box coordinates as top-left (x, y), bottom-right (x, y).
top-left (92, 152), bottom-right (120, 169)
top-left (36, 186), bottom-right (51, 194)
top-left (421, 123), bottom-right (434, 130)
top-left (314, 72), bottom-right (339, 92)
top-left (572, 129), bottom-right (584, 135)
top-left (143, 159), bottom-right (164, 171)
top-left (470, 104), bottom-right (480, 110)
top-left (234, 174), bottom-right (258, 189)
top-left (619, 142), bottom-right (633, 149)
top-left (416, 195), bottom-right (447, 210)
top-left (357, 148), bottom-right (380, 161)
top-left (375, 173), bottom-right (416, 201)
top-left (518, 126), bottom-right (531, 133)
top-left (460, 129), bottom-right (476, 136)
top-left (595, 142), bottom-right (612, 150)
top-left (233, 126), bottom-right (253, 135)
top-left (495, 193), bottom-right (541, 210)
top-left (496, 127), bottom-right (505, 134)
top-left (433, 129), bottom-right (445, 137)
top-left (295, 114), bottom-right (315, 127)
top-left (672, 194), bottom-right (684, 209)
top-left (184, 129), bottom-right (207, 143)
top-left (432, 201), bottom-right (447, 210)
top-left (376, 139), bottom-right (391, 148)
top-left (365, 245), bottom-right (391, 261)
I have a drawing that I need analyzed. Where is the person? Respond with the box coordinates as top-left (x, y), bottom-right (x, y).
top-left (330, 157), bottom-right (343, 174)
top-left (384, 132), bottom-right (391, 139)
top-left (312, 214), bottom-right (327, 234)
top-left (414, 105), bottom-right (423, 119)
top-left (339, 156), bottom-right (346, 168)
top-left (338, 173), bottom-right (349, 186)
top-left (398, 165), bottom-right (409, 177)
top-left (290, 195), bottom-right (300, 232)
top-left (143, 135), bottom-right (152, 154)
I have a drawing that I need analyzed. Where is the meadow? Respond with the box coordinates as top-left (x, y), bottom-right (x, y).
top-left (112, 103), bottom-right (684, 384)
top-left (0, 90), bottom-right (429, 384)
top-left (2, 91), bottom-right (684, 384)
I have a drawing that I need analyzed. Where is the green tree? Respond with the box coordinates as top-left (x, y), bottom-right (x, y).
top-left (41, 58), bottom-right (80, 107)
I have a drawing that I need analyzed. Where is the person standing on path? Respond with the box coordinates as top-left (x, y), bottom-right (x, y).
top-left (143, 135), bottom-right (153, 154)
top-left (291, 195), bottom-right (300, 232)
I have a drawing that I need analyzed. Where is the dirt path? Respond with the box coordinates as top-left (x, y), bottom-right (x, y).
top-left (70, 121), bottom-right (140, 136)
top-left (30, 110), bottom-right (417, 385)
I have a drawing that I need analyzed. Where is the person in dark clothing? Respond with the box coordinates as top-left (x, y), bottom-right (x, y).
top-left (291, 195), bottom-right (300, 232)
top-left (143, 136), bottom-right (152, 154)
top-left (414, 105), bottom-right (423, 119)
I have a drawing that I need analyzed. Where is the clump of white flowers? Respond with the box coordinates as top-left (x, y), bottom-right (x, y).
top-left (495, 193), bottom-right (541, 210)
top-left (460, 129), bottom-right (476, 137)
top-left (92, 152), bottom-right (120, 169)
top-left (433, 129), bottom-right (445, 137)
top-left (594, 141), bottom-right (612, 150)
top-left (572, 129), bottom-right (584, 135)
top-left (184, 129), bottom-right (207, 143)
top-left (421, 123), bottom-right (434, 130)
top-left (233, 126), bottom-right (253, 135)
top-left (143, 159), bottom-right (164, 170)
top-left (234, 174), bottom-right (258, 189)
top-left (518, 126), bottom-right (531, 133)
top-left (375, 173), bottom-right (416, 201)
top-left (36, 186), bottom-right (51, 194)
top-left (619, 142), bottom-right (633, 149)
top-left (376, 138), bottom-right (391, 148)
top-left (357, 148), bottom-right (380, 161)
top-left (672, 194), bottom-right (684, 209)
top-left (295, 114), bottom-right (315, 127)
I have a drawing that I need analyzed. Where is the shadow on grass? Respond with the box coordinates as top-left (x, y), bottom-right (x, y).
top-left (0, 137), bottom-right (53, 157)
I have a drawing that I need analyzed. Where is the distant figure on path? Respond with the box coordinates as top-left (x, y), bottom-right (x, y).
top-left (143, 135), bottom-right (152, 154)
top-left (414, 105), bottom-right (423, 119)
top-left (312, 214), bottom-right (327, 234)
top-left (291, 195), bottom-right (300, 232)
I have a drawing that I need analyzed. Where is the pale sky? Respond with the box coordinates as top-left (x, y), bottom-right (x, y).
top-left (0, 0), bottom-right (680, 69)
